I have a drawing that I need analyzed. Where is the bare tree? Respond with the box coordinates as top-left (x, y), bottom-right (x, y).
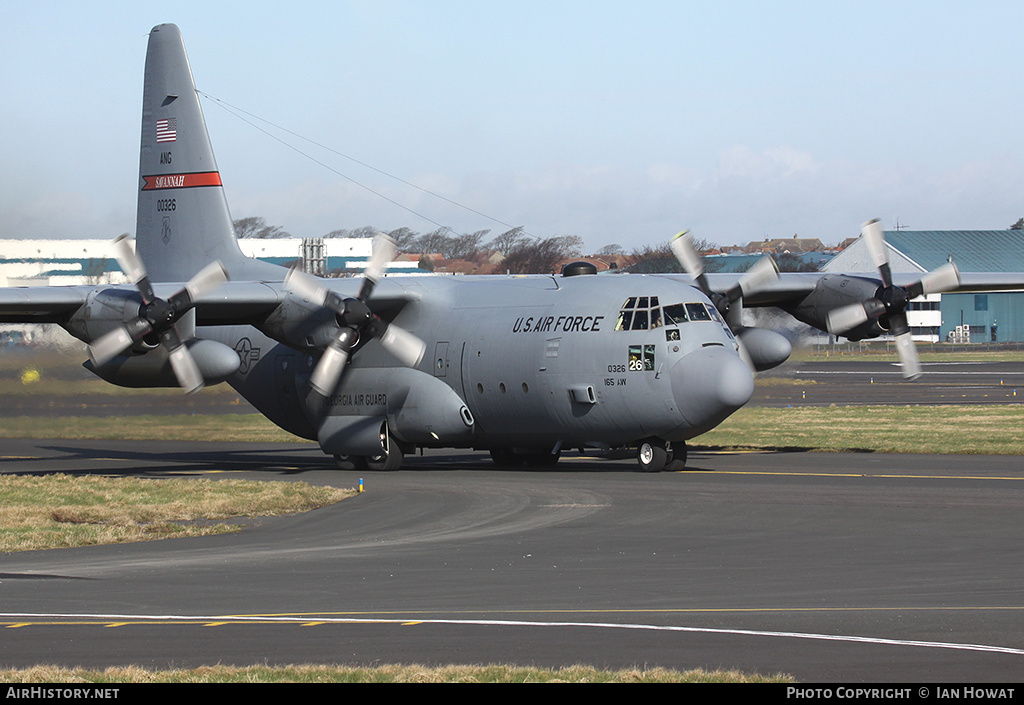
top-left (487, 226), bottom-right (526, 255)
top-left (595, 243), bottom-right (625, 256)
top-left (233, 216), bottom-right (291, 239)
top-left (501, 236), bottom-right (583, 274)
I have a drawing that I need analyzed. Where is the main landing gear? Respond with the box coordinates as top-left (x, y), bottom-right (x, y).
top-left (637, 438), bottom-right (686, 473)
top-left (334, 448), bottom-right (404, 471)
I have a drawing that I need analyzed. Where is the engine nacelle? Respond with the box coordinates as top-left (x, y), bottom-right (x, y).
top-left (735, 326), bottom-right (792, 371)
top-left (783, 274), bottom-right (885, 339)
top-left (84, 338), bottom-right (241, 387)
top-left (257, 294), bottom-right (341, 353)
top-left (63, 288), bottom-right (152, 347)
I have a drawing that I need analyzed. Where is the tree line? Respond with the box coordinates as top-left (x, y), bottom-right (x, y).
top-left (234, 217), bottom-right (589, 274)
top-left (232, 216), bottom-right (817, 274)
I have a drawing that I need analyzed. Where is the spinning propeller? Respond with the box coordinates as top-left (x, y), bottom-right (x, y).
top-left (670, 230), bottom-right (780, 320)
top-left (284, 233), bottom-right (426, 396)
top-left (825, 219), bottom-right (961, 380)
top-left (88, 234), bottom-right (228, 394)
top-left (670, 229), bottom-right (780, 370)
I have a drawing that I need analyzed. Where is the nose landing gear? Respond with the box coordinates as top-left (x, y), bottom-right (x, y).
top-left (637, 438), bottom-right (687, 472)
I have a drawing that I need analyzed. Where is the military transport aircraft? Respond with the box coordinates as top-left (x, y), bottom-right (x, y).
top-left (1, 24), bottom-right (1019, 472)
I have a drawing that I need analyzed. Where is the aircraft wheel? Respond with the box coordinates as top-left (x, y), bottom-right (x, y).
top-left (355, 449), bottom-right (403, 472)
top-left (333, 454), bottom-right (356, 470)
top-left (637, 438), bottom-right (668, 472)
top-left (664, 441), bottom-right (687, 471)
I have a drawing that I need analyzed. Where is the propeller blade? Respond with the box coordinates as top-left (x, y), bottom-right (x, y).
top-left (283, 266), bottom-right (329, 306)
top-left (112, 233), bottom-right (147, 285)
top-left (378, 323), bottom-right (426, 367)
top-left (88, 326), bottom-right (136, 367)
top-left (894, 331), bottom-right (921, 381)
top-left (734, 255), bottom-right (779, 300)
top-left (310, 341), bottom-right (350, 396)
top-left (917, 261), bottom-right (961, 296)
top-left (167, 343), bottom-right (205, 395)
top-left (670, 230), bottom-right (704, 279)
top-left (826, 303), bottom-right (869, 336)
top-left (364, 233), bottom-right (397, 284)
top-left (184, 261), bottom-right (229, 301)
top-left (88, 317), bottom-right (154, 366)
top-left (112, 233), bottom-right (156, 303)
top-left (862, 218), bottom-right (889, 270)
top-left (826, 298), bottom-right (888, 335)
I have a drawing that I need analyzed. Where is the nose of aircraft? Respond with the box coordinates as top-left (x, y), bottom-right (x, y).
top-left (670, 345), bottom-right (754, 435)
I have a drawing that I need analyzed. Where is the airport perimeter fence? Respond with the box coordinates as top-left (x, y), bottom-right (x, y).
top-left (808, 341), bottom-right (1024, 356)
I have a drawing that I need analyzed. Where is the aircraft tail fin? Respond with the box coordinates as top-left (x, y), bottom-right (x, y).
top-left (135, 24), bottom-right (283, 283)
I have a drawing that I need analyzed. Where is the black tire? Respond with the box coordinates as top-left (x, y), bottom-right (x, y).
top-left (664, 441), bottom-right (687, 471)
top-left (333, 454), bottom-right (355, 470)
top-left (354, 449), bottom-right (403, 471)
top-left (637, 438), bottom-right (668, 472)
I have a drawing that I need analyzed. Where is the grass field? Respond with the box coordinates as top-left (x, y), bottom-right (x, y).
top-left (0, 473), bottom-right (353, 552)
top-left (0, 664), bottom-right (792, 683)
top-left (2, 404), bottom-right (1022, 455)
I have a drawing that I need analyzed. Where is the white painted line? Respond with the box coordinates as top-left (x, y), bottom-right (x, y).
top-left (2, 612), bottom-right (1022, 656)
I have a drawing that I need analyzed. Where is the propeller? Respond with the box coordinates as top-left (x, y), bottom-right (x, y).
top-left (88, 234), bottom-right (228, 394)
top-left (284, 233), bottom-right (426, 396)
top-left (671, 230), bottom-right (779, 320)
top-left (825, 219), bottom-right (961, 380)
top-left (670, 229), bottom-right (780, 370)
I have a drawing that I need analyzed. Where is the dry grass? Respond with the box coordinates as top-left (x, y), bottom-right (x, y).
top-left (695, 404), bottom-right (1024, 455)
top-left (0, 414), bottom-right (299, 442)
top-left (0, 474), bottom-right (353, 552)
top-left (0, 663), bottom-right (793, 683)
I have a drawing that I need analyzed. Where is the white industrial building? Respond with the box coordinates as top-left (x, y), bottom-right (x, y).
top-left (0, 237), bottom-right (422, 288)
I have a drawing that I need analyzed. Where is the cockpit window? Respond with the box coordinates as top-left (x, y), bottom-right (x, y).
top-left (615, 309), bottom-right (634, 331)
top-left (616, 296), bottom-right (665, 331)
top-left (685, 303), bottom-right (712, 321)
top-left (662, 303), bottom-right (687, 325)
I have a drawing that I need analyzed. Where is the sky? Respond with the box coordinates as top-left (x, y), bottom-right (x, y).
top-left (2, 1), bottom-right (1023, 253)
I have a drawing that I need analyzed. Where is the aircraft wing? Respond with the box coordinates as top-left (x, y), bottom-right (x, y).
top-left (695, 271), bottom-right (1024, 307)
top-left (0, 277), bottom-right (419, 327)
top-left (0, 282), bottom-right (286, 326)
top-left (0, 286), bottom-right (95, 324)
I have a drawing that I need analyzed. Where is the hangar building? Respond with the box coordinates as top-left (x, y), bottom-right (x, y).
top-left (823, 230), bottom-right (1024, 343)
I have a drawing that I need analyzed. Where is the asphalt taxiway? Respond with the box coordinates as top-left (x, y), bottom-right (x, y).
top-left (754, 358), bottom-right (1024, 406)
top-left (1, 439), bottom-right (1022, 681)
